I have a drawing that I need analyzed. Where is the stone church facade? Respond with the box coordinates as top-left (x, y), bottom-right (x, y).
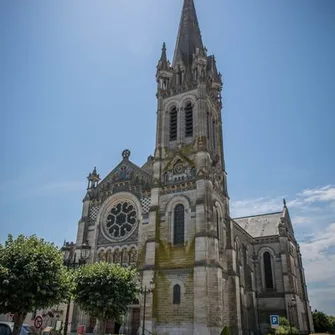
top-left (70, 1), bottom-right (314, 334)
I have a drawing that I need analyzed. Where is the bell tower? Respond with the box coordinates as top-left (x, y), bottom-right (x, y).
top-left (154, 0), bottom-right (226, 179)
top-left (153, 0), bottom-right (227, 195)
top-left (148, 1), bottom-right (231, 334)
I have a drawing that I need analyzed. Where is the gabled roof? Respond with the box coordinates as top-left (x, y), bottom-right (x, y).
top-left (97, 156), bottom-right (152, 189)
top-left (233, 212), bottom-right (283, 237)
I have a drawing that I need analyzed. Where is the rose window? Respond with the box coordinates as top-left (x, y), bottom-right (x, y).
top-left (105, 201), bottom-right (137, 239)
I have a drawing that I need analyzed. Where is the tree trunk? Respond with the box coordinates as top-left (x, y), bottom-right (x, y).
top-left (13, 312), bottom-right (27, 335)
top-left (98, 318), bottom-right (106, 335)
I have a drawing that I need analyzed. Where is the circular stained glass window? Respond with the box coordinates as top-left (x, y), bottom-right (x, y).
top-left (104, 200), bottom-right (137, 240)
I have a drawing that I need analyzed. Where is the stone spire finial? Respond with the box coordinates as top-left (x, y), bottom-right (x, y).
top-left (87, 166), bottom-right (100, 189)
top-left (161, 42), bottom-right (167, 62)
top-left (283, 198), bottom-right (287, 207)
top-left (172, 0), bottom-right (204, 68)
top-left (157, 42), bottom-right (169, 71)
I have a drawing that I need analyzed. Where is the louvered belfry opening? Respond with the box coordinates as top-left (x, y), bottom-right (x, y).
top-left (170, 107), bottom-right (178, 141)
top-left (184, 103), bottom-right (193, 137)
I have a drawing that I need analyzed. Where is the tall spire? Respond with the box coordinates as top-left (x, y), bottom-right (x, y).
top-left (172, 0), bottom-right (204, 67)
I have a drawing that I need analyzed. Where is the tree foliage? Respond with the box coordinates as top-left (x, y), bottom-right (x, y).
top-left (266, 317), bottom-right (299, 335)
top-left (312, 310), bottom-right (335, 333)
top-left (277, 317), bottom-right (299, 335)
top-left (0, 234), bottom-right (71, 335)
top-left (275, 325), bottom-right (299, 335)
top-left (329, 315), bottom-right (335, 334)
top-left (220, 326), bottom-right (231, 335)
top-left (279, 317), bottom-right (290, 327)
top-left (72, 262), bottom-right (139, 335)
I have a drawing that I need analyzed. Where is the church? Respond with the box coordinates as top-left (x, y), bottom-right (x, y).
top-left (68, 1), bottom-right (314, 334)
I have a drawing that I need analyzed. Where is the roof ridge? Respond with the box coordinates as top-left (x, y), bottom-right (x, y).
top-left (233, 211), bottom-right (282, 220)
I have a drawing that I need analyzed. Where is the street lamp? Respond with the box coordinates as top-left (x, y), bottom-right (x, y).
top-left (62, 242), bottom-right (91, 335)
top-left (139, 280), bottom-right (154, 335)
top-left (288, 297), bottom-right (296, 335)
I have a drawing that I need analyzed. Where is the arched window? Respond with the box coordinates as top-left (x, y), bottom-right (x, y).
top-left (216, 209), bottom-right (220, 239)
top-left (193, 67), bottom-right (198, 81)
top-left (106, 250), bottom-right (112, 263)
top-left (170, 107), bottom-right (177, 141)
top-left (173, 284), bottom-right (181, 304)
top-left (263, 252), bottom-right (274, 289)
top-left (176, 66), bottom-right (182, 85)
top-left (214, 205), bottom-right (220, 239)
top-left (184, 103), bottom-right (193, 137)
top-left (212, 119), bottom-right (216, 148)
top-left (207, 112), bottom-right (210, 140)
top-left (173, 204), bottom-right (185, 245)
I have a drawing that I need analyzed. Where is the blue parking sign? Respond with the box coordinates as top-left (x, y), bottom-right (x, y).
top-left (270, 315), bottom-right (279, 328)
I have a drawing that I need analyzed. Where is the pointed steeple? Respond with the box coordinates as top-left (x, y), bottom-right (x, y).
top-left (160, 43), bottom-right (167, 63)
top-left (157, 42), bottom-right (169, 71)
top-left (172, 0), bottom-right (204, 67)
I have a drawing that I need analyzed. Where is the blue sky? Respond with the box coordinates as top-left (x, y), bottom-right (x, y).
top-left (1, 0), bottom-right (335, 315)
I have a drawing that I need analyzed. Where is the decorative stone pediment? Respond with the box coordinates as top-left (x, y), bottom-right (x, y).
top-left (165, 154), bottom-right (194, 171)
top-left (97, 152), bottom-right (152, 192)
top-left (163, 154), bottom-right (196, 184)
top-left (103, 161), bottom-right (150, 185)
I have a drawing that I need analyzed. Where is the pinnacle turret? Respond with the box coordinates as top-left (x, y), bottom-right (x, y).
top-left (87, 166), bottom-right (100, 189)
top-left (156, 42), bottom-right (173, 95)
top-left (157, 42), bottom-right (169, 71)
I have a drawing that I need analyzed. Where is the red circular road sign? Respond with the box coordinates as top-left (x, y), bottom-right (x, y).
top-left (34, 315), bottom-right (43, 329)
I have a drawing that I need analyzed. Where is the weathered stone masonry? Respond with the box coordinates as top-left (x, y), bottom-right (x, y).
top-left (69, 1), bottom-right (314, 335)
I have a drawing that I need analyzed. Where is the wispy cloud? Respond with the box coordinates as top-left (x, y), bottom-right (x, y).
top-left (231, 196), bottom-right (285, 218)
top-left (231, 185), bottom-right (335, 218)
top-left (287, 185), bottom-right (335, 209)
top-left (300, 222), bottom-right (335, 280)
top-left (299, 185), bottom-right (335, 203)
top-left (301, 223), bottom-right (335, 314)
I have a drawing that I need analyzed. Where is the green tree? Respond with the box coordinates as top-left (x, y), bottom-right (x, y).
top-left (266, 316), bottom-right (299, 335)
top-left (328, 315), bottom-right (335, 334)
top-left (279, 317), bottom-right (290, 327)
top-left (72, 262), bottom-right (139, 335)
top-left (312, 310), bottom-right (333, 333)
top-left (220, 326), bottom-right (231, 335)
top-left (0, 234), bottom-right (71, 335)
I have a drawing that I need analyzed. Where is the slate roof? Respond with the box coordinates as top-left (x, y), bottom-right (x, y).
top-left (233, 212), bottom-right (283, 237)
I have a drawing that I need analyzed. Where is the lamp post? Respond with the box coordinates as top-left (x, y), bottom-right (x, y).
top-left (62, 242), bottom-right (91, 335)
top-left (139, 280), bottom-right (154, 335)
top-left (288, 297), bottom-right (296, 335)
